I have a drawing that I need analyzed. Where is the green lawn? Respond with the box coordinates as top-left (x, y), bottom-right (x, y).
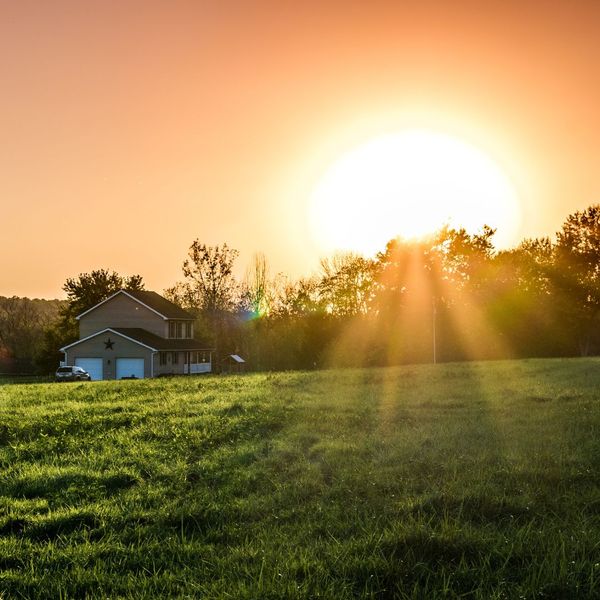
top-left (1, 359), bottom-right (600, 598)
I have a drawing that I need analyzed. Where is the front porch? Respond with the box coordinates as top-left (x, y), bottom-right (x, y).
top-left (154, 350), bottom-right (213, 376)
top-left (183, 361), bottom-right (212, 374)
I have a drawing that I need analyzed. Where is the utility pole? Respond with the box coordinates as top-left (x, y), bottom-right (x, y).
top-left (432, 296), bottom-right (437, 365)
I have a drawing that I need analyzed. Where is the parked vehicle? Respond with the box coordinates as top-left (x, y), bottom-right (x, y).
top-left (55, 366), bottom-right (91, 382)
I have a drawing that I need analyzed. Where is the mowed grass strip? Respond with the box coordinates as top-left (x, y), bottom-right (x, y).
top-left (1, 358), bottom-right (600, 598)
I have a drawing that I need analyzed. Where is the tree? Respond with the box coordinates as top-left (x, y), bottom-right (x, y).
top-left (553, 205), bottom-right (600, 355)
top-left (58, 269), bottom-right (144, 342)
top-left (166, 242), bottom-right (240, 314)
top-left (494, 237), bottom-right (554, 295)
top-left (271, 276), bottom-right (323, 318)
top-left (484, 238), bottom-right (564, 357)
top-left (242, 252), bottom-right (272, 317)
top-left (62, 270), bottom-right (144, 319)
top-left (236, 253), bottom-right (276, 370)
top-left (0, 297), bottom-right (62, 372)
top-left (318, 253), bottom-right (378, 317)
top-left (372, 236), bottom-right (441, 363)
top-left (0, 297), bottom-right (42, 369)
top-left (36, 269), bottom-right (144, 372)
top-left (428, 225), bottom-right (497, 299)
top-left (370, 227), bottom-right (499, 364)
top-left (166, 242), bottom-right (242, 366)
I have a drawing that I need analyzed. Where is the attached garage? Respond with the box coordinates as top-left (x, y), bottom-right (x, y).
top-left (61, 326), bottom-right (212, 380)
top-left (75, 357), bottom-right (103, 381)
top-left (62, 329), bottom-right (154, 381)
top-left (116, 358), bottom-right (145, 380)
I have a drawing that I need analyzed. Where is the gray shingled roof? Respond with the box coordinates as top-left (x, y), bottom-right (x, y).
top-left (112, 328), bottom-right (212, 350)
top-left (125, 290), bottom-right (194, 320)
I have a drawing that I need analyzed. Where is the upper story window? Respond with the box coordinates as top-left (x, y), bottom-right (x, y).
top-left (168, 320), bottom-right (193, 338)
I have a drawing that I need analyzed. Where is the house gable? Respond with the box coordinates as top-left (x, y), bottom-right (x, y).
top-left (78, 293), bottom-right (168, 339)
top-left (61, 328), bottom-right (158, 352)
top-left (61, 328), bottom-right (155, 380)
top-left (77, 290), bottom-right (194, 321)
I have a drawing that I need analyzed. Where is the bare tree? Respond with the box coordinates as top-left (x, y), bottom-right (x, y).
top-left (243, 253), bottom-right (272, 317)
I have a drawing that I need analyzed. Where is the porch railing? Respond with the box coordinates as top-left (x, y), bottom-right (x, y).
top-left (183, 363), bottom-right (212, 374)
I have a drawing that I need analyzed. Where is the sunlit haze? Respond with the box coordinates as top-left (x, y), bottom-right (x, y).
top-left (2, 1), bottom-right (600, 297)
top-left (310, 130), bottom-right (520, 256)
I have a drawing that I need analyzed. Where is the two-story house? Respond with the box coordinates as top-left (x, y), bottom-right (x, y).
top-left (60, 289), bottom-right (213, 380)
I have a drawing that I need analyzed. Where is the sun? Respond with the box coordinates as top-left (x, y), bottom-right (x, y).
top-left (309, 130), bottom-right (521, 256)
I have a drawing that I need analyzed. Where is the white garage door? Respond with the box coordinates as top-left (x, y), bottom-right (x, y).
top-left (116, 358), bottom-right (145, 380)
top-left (75, 358), bottom-right (103, 381)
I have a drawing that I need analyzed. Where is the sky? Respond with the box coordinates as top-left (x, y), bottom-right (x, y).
top-left (2, 0), bottom-right (600, 298)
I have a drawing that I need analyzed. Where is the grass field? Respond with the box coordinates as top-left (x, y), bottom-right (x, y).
top-left (1, 359), bottom-right (600, 599)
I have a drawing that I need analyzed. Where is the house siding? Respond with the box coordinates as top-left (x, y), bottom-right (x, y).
top-left (79, 294), bottom-right (167, 338)
top-left (65, 332), bottom-right (154, 379)
top-left (152, 351), bottom-right (212, 376)
top-left (154, 351), bottom-right (187, 376)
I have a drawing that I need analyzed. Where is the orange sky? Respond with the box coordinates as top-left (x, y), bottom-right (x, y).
top-left (2, 0), bottom-right (600, 298)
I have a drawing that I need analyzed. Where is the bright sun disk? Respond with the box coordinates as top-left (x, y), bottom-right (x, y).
top-left (309, 130), bottom-right (521, 256)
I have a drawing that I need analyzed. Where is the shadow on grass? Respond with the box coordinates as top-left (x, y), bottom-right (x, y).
top-left (28, 511), bottom-right (101, 541)
top-left (0, 511), bottom-right (101, 541)
top-left (332, 531), bottom-right (490, 598)
top-left (5, 472), bottom-right (138, 501)
top-left (412, 493), bottom-right (532, 525)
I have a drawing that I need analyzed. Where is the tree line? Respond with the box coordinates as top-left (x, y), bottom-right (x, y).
top-left (0, 297), bottom-right (63, 373)
top-left (4, 204), bottom-right (600, 374)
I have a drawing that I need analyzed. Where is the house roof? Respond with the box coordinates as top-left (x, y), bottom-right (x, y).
top-left (76, 289), bottom-right (194, 320)
top-left (124, 290), bottom-right (194, 320)
top-left (112, 328), bottom-right (211, 351)
top-left (60, 327), bottom-right (212, 352)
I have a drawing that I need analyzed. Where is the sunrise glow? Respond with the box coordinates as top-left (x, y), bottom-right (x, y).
top-left (309, 130), bottom-right (521, 256)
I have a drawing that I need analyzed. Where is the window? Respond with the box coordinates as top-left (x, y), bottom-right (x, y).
top-left (169, 321), bottom-right (189, 338)
top-left (190, 351), bottom-right (210, 363)
top-left (160, 352), bottom-right (167, 366)
top-left (171, 352), bottom-right (179, 364)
